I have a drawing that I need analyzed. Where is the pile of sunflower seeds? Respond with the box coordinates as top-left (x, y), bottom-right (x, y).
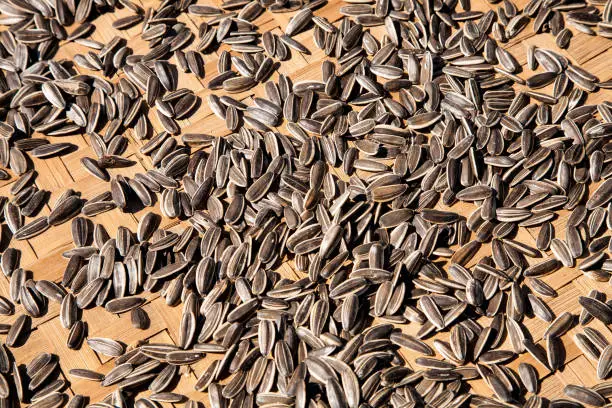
top-left (0, 0), bottom-right (611, 404)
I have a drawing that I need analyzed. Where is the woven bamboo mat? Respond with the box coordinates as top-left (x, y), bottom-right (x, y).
top-left (1, 0), bottom-right (611, 404)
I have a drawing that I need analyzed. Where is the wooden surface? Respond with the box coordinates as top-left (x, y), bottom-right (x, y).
top-left (1, 0), bottom-right (612, 404)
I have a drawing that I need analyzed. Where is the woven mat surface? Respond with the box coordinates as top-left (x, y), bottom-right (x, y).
top-left (1, 0), bottom-right (612, 404)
